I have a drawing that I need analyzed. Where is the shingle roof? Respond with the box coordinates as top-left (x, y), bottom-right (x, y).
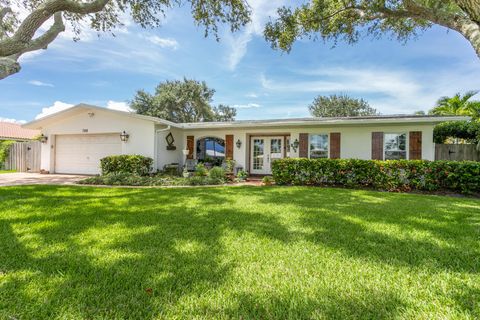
top-left (0, 122), bottom-right (39, 140)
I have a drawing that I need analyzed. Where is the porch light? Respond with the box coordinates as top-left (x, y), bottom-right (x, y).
top-left (236, 139), bottom-right (242, 149)
top-left (39, 134), bottom-right (48, 144)
top-left (291, 138), bottom-right (299, 152)
top-left (120, 131), bottom-right (130, 142)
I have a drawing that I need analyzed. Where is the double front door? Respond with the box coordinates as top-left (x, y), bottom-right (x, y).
top-left (250, 136), bottom-right (286, 174)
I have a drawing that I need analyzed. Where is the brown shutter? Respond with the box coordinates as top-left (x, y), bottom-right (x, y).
top-left (225, 134), bottom-right (234, 160)
top-left (186, 135), bottom-right (194, 159)
top-left (409, 131), bottom-right (422, 160)
top-left (299, 133), bottom-right (309, 158)
top-left (330, 132), bottom-right (341, 159)
top-left (371, 132), bottom-right (384, 160)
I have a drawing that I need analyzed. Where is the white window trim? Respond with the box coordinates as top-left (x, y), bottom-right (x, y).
top-left (308, 133), bottom-right (330, 159)
top-left (383, 132), bottom-right (409, 160)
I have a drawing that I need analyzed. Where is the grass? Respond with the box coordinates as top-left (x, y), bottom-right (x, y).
top-left (0, 185), bottom-right (479, 319)
top-left (0, 170), bottom-right (15, 174)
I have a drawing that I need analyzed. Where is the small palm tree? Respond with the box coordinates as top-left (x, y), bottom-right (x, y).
top-left (429, 90), bottom-right (480, 119)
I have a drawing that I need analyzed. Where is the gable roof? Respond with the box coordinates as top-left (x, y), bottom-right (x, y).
top-left (22, 103), bottom-right (180, 129)
top-left (0, 122), bottom-right (39, 140)
top-left (22, 102), bottom-right (469, 130)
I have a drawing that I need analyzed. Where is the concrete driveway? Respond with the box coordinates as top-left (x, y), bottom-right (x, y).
top-left (0, 172), bottom-right (86, 186)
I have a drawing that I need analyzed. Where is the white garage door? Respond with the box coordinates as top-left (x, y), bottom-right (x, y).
top-left (55, 134), bottom-right (122, 174)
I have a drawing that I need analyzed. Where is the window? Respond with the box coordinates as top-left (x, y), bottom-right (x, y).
top-left (384, 133), bottom-right (407, 160)
top-left (309, 134), bottom-right (329, 159)
top-left (196, 137), bottom-right (225, 165)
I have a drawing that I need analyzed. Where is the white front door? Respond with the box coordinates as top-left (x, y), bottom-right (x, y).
top-left (250, 136), bottom-right (284, 174)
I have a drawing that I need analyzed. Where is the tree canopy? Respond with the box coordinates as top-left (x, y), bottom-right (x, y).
top-left (308, 94), bottom-right (378, 117)
top-left (130, 78), bottom-right (237, 123)
top-left (264, 1), bottom-right (480, 60)
top-left (429, 90), bottom-right (480, 120)
top-left (0, 0), bottom-right (250, 79)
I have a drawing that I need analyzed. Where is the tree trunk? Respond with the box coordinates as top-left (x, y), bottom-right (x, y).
top-left (454, 19), bottom-right (480, 59)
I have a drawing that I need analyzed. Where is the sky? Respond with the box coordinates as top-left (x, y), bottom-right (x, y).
top-left (1, 0), bottom-right (480, 124)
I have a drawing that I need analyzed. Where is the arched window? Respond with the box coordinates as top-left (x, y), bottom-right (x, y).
top-left (196, 137), bottom-right (225, 166)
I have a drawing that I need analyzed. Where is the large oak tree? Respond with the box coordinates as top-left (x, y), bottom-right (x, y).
top-left (0, 0), bottom-right (250, 79)
top-left (264, 1), bottom-right (480, 59)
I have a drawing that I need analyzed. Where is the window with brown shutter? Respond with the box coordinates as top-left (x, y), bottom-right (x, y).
top-left (371, 132), bottom-right (384, 160)
top-left (330, 132), bottom-right (341, 159)
top-left (225, 134), bottom-right (234, 160)
top-left (409, 131), bottom-right (422, 160)
top-left (299, 133), bottom-right (309, 158)
top-left (186, 135), bottom-right (194, 159)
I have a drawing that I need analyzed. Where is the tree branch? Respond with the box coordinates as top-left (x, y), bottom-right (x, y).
top-left (0, 0), bottom-right (110, 56)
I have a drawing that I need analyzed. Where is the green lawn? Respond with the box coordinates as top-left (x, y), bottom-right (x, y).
top-left (0, 186), bottom-right (479, 319)
top-left (0, 170), bottom-right (15, 174)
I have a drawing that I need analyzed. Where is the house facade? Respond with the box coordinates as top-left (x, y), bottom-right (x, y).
top-left (23, 104), bottom-right (465, 175)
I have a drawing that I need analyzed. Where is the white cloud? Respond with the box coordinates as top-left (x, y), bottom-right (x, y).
top-left (260, 64), bottom-right (480, 114)
top-left (224, 0), bottom-right (287, 70)
top-left (28, 80), bottom-right (54, 87)
top-left (146, 36), bottom-right (179, 50)
top-left (233, 103), bottom-right (261, 109)
top-left (246, 92), bottom-right (259, 98)
top-left (35, 101), bottom-right (74, 119)
top-left (106, 100), bottom-right (132, 112)
top-left (0, 117), bottom-right (27, 124)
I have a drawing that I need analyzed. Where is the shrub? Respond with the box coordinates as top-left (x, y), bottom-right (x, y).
top-left (195, 163), bottom-right (208, 176)
top-left (0, 140), bottom-right (15, 169)
top-left (208, 166), bottom-right (226, 183)
top-left (433, 121), bottom-right (480, 144)
top-left (236, 170), bottom-right (248, 181)
top-left (272, 158), bottom-right (480, 194)
top-left (262, 176), bottom-right (273, 186)
top-left (100, 155), bottom-right (153, 176)
top-left (78, 173), bottom-right (225, 186)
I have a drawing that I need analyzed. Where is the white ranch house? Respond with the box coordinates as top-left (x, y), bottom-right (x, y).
top-left (23, 104), bottom-right (465, 175)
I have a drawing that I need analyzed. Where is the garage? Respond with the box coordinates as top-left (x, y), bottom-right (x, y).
top-left (55, 134), bottom-right (122, 174)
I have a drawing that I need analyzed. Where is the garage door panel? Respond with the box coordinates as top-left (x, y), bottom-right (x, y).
top-left (55, 134), bottom-right (122, 174)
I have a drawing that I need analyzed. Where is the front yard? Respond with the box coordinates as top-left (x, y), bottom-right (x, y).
top-left (0, 186), bottom-right (479, 319)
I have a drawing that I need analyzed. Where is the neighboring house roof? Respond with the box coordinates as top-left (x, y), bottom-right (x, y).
top-left (0, 121), bottom-right (39, 140)
top-left (22, 103), bottom-right (469, 130)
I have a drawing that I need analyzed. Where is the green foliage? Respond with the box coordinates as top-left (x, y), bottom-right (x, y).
top-left (236, 170), bottom-right (248, 181)
top-left (429, 91), bottom-right (480, 119)
top-left (272, 158), bottom-right (480, 194)
top-left (433, 121), bottom-right (480, 144)
top-left (195, 163), bottom-right (208, 177)
top-left (100, 155), bottom-right (153, 176)
top-left (0, 140), bottom-right (15, 169)
top-left (130, 78), bottom-right (237, 123)
top-left (208, 166), bottom-right (226, 183)
top-left (79, 172), bottom-right (225, 186)
top-left (309, 94), bottom-right (378, 117)
top-left (225, 159), bottom-right (236, 173)
top-left (262, 176), bottom-right (274, 185)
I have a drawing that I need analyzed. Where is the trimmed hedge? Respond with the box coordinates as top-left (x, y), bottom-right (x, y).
top-left (272, 158), bottom-right (480, 194)
top-left (78, 172), bottom-right (225, 186)
top-left (433, 121), bottom-right (480, 144)
top-left (100, 155), bottom-right (153, 176)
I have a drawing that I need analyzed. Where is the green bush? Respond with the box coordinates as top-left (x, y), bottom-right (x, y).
top-left (78, 172), bottom-right (225, 186)
top-left (0, 140), bottom-right (15, 169)
top-left (272, 158), bottom-right (480, 194)
top-left (100, 155), bottom-right (153, 176)
top-left (433, 121), bottom-right (480, 144)
top-left (195, 163), bottom-right (208, 177)
top-left (208, 166), bottom-right (226, 183)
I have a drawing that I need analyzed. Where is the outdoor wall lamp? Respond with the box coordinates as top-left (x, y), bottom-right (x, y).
top-left (236, 139), bottom-right (242, 149)
top-left (291, 138), bottom-right (299, 152)
top-left (120, 131), bottom-right (130, 142)
top-left (39, 134), bottom-right (48, 144)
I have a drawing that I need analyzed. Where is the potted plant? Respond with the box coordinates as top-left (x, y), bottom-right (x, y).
top-left (236, 170), bottom-right (248, 182)
top-left (262, 176), bottom-right (274, 186)
top-left (225, 159), bottom-right (236, 181)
